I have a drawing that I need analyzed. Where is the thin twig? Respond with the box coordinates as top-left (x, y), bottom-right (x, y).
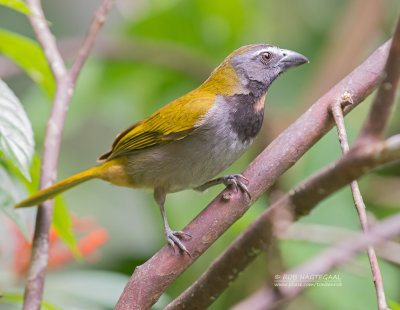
top-left (23, 1), bottom-right (114, 309)
top-left (68, 0), bottom-right (114, 81)
top-left (165, 135), bottom-right (400, 310)
top-left (231, 211), bottom-right (400, 310)
top-left (331, 99), bottom-right (389, 310)
top-left (115, 40), bottom-right (391, 310)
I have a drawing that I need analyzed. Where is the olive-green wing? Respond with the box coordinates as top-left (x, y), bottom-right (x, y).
top-left (99, 92), bottom-right (215, 161)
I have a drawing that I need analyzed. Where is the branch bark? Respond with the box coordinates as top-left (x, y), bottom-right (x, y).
top-left (326, 16), bottom-right (400, 310)
top-left (331, 100), bottom-right (389, 310)
top-left (231, 211), bottom-right (400, 310)
top-left (23, 1), bottom-right (114, 309)
top-left (356, 16), bottom-right (400, 142)
top-left (165, 134), bottom-right (400, 310)
top-left (278, 223), bottom-right (400, 266)
top-left (115, 40), bottom-right (391, 309)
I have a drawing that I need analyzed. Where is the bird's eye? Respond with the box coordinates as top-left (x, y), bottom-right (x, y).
top-left (261, 52), bottom-right (271, 63)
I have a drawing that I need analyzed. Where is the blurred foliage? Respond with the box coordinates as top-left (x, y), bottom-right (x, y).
top-left (0, 0), bottom-right (30, 15)
top-left (0, 29), bottom-right (55, 97)
top-left (1, 0), bottom-right (400, 309)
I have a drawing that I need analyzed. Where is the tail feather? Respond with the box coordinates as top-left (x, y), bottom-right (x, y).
top-left (15, 166), bottom-right (100, 208)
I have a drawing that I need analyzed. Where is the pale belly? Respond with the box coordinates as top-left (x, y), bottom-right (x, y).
top-left (125, 125), bottom-right (253, 193)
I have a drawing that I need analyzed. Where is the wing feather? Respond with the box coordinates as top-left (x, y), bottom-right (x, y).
top-left (98, 91), bottom-right (215, 161)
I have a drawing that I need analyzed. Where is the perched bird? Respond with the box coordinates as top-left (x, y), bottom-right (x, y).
top-left (15, 44), bottom-right (308, 254)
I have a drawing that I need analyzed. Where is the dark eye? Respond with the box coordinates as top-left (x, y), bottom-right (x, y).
top-left (261, 52), bottom-right (271, 62)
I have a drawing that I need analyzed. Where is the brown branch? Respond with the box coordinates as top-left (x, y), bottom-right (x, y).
top-left (331, 100), bottom-right (389, 310)
top-left (22, 1), bottom-right (114, 309)
top-left (356, 16), bottom-right (400, 142)
top-left (231, 211), bottom-right (400, 310)
top-left (165, 135), bottom-right (400, 310)
top-left (68, 2), bottom-right (114, 82)
top-left (279, 223), bottom-right (400, 266)
top-left (115, 40), bottom-right (391, 310)
top-left (328, 17), bottom-right (400, 310)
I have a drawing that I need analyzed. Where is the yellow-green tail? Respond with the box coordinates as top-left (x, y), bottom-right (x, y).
top-left (15, 166), bottom-right (100, 208)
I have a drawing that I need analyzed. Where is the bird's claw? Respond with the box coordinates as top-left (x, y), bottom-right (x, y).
top-left (222, 174), bottom-right (251, 200)
top-left (165, 229), bottom-right (192, 256)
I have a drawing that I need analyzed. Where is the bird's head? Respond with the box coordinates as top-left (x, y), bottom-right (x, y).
top-left (202, 44), bottom-right (308, 96)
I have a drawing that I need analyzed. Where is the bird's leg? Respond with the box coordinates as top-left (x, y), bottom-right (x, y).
top-left (154, 188), bottom-right (191, 255)
top-left (195, 174), bottom-right (251, 199)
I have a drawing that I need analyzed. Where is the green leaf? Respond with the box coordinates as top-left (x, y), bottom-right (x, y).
top-left (24, 155), bottom-right (80, 257)
top-left (0, 79), bottom-right (34, 180)
top-left (0, 0), bottom-right (31, 15)
top-left (1, 292), bottom-right (60, 310)
top-left (0, 29), bottom-right (55, 97)
top-left (53, 196), bottom-right (81, 258)
top-left (390, 301), bottom-right (400, 310)
top-left (0, 165), bottom-right (29, 239)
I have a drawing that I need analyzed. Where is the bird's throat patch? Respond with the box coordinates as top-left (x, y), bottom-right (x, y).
top-left (227, 93), bottom-right (265, 143)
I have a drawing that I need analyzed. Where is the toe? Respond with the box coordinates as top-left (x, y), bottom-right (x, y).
top-left (237, 181), bottom-right (251, 200)
top-left (166, 231), bottom-right (191, 256)
top-left (223, 175), bottom-right (252, 199)
top-left (173, 230), bottom-right (192, 239)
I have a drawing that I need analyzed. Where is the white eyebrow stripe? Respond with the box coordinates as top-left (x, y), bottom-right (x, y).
top-left (251, 47), bottom-right (274, 58)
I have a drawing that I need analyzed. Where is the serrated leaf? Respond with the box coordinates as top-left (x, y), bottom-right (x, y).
top-left (53, 196), bottom-right (81, 258)
top-left (0, 79), bottom-right (34, 180)
top-left (0, 165), bottom-right (29, 239)
top-left (0, 29), bottom-right (55, 97)
top-left (0, 0), bottom-right (31, 15)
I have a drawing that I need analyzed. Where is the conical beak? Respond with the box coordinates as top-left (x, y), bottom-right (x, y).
top-left (278, 49), bottom-right (309, 71)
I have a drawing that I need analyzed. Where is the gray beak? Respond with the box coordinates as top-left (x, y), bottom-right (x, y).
top-left (278, 49), bottom-right (309, 71)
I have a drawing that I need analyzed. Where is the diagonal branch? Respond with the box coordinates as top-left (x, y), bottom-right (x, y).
top-left (115, 40), bottom-right (391, 310)
top-left (165, 134), bottom-right (400, 310)
top-left (23, 1), bottom-right (114, 309)
top-left (279, 223), bottom-right (400, 266)
top-left (69, 0), bottom-right (114, 81)
top-left (231, 211), bottom-right (400, 310)
top-left (356, 16), bottom-right (400, 142)
top-left (328, 16), bottom-right (400, 310)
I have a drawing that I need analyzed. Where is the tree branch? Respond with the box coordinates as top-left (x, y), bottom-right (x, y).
top-left (22, 1), bottom-right (114, 309)
top-left (356, 16), bottom-right (400, 142)
top-left (278, 223), bottom-right (400, 266)
top-left (68, 0), bottom-right (114, 82)
top-left (165, 134), bottom-right (400, 310)
top-left (331, 99), bottom-right (389, 310)
top-left (231, 211), bottom-right (400, 310)
top-left (329, 17), bottom-right (400, 309)
top-left (115, 40), bottom-right (391, 310)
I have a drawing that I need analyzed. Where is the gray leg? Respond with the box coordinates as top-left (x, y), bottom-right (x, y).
top-left (154, 188), bottom-right (191, 255)
top-left (195, 174), bottom-right (251, 199)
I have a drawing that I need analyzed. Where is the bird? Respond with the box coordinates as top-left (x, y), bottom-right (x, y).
top-left (15, 44), bottom-right (308, 255)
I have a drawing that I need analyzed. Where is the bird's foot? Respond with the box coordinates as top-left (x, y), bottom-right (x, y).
top-left (165, 228), bottom-right (192, 256)
top-left (222, 174), bottom-right (251, 200)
